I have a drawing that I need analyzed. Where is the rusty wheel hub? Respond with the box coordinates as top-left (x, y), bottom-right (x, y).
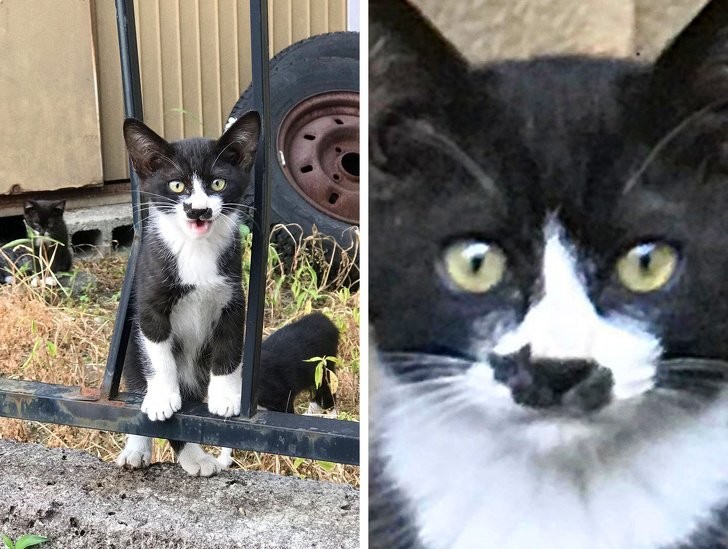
top-left (277, 91), bottom-right (359, 225)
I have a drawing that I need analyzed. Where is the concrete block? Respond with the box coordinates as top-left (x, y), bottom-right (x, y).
top-left (0, 440), bottom-right (359, 549)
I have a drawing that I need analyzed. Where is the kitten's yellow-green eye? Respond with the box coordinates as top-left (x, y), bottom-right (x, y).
top-left (211, 178), bottom-right (226, 191)
top-left (168, 181), bottom-right (185, 193)
top-left (616, 242), bottom-right (678, 293)
top-left (442, 240), bottom-right (506, 293)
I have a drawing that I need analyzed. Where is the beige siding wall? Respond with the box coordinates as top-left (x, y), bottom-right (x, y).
top-left (412, 0), bottom-right (708, 63)
top-left (0, 0), bottom-right (103, 194)
top-left (95, 0), bottom-right (348, 182)
top-left (0, 0), bottom-right (348, 195)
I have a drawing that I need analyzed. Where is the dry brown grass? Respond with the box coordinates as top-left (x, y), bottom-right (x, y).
top-left (0, 228), bottom-right (359, 486)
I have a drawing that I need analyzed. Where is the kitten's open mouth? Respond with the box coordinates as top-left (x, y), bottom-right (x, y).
top-left (187, 219), bottom-right (212, 235)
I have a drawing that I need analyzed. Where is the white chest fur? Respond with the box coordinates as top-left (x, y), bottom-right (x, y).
top-left (377, 370), bottom-right (728, 549)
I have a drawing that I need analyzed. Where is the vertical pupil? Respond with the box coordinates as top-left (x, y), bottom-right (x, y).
top-left (638, 251), bottom-right (652, 271)
top-left (469, 253), bottom-right (484, 273)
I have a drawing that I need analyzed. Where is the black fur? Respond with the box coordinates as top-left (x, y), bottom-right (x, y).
top-left (258, 312), bottom-right (340, 413)
top-left (0, 199), bottom-right (72, 280)
top-left (370, 0), bottom-right (728, 547)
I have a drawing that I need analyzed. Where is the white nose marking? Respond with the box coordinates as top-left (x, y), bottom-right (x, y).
top-left (493, 220), bottom-right (661, 399)
top-left (188, 173), bottom-right (208, 210)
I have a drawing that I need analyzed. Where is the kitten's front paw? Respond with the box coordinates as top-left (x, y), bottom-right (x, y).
top-left (218, 447), bottom-right (234, 469)
top-left (116, 435), bottom-right (152, 469)
top-left (141, 386), bottom-right (182, 421)
top-left (207, 369), bottom-right (241, 418)
top-left (178, 444), bottom-right (221, 477)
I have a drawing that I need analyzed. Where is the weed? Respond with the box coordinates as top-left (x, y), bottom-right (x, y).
top-left (1, 534), bottom-right (49, 549)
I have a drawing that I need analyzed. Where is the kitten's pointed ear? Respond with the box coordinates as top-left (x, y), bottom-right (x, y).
top-left (23, 200), bottom-right (37, 213)
top-left (370, 0), bottom-right (466, 113)
top-left (651, 0), bottom-right (728, 119)
top-left (123, 119), bottom-right (174, 178)
top-left (216, 111), bottom-right (260, 172)
top-left (52, 200), bottom-right (66, 214)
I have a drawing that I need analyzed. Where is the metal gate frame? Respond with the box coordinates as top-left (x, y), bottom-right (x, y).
top-left (0, 0), bottom-right (359, 467)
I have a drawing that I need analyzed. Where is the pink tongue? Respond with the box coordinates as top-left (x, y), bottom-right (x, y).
top-left (188, 219), bottom-right (211, 235)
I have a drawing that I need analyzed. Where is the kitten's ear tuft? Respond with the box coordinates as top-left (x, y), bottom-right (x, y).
top-left (123, 118), bottom-right (174, 178)
top-left (651, 0), bottom-right (728, 118)
top-left (370, 0), bottom-right (466, 113)
top-left (216, 111), bottom-right (260, 171)
top-left (52, 200), bottom-right (66, 214)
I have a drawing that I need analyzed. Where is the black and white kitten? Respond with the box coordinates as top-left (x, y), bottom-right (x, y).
top-left (257, 311), bottom-right (339, 414)
top-left (218, 311), bottom-right (340, 467)
top-left (116, 112), bottom-right (260, 477)
top-left (1, 199), bottom-right (72, 284)
top-left (370, 1), bottom-right (728, 548)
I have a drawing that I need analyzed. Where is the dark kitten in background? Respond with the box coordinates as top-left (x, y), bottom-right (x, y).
top-left (0, 199), bottom-right (72, 284)
top-left (370, 0), bottom-right (728, 548)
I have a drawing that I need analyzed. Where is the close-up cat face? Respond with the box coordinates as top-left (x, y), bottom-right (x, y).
top-left (123, 113), bottom-right (260, 241)
top-left (370, 1), bottom-right (728, 547)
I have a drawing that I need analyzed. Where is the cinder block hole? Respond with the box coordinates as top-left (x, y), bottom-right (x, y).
top-left (0, 215), bottom-right (26, 242)
top-left (71, 229), bottom-right (102, 255)
top-left (112, 224), bottom-right (134, 249)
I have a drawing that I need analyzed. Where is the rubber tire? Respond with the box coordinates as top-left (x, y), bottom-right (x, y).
top-left (228, 35), bottom-right (359, 248)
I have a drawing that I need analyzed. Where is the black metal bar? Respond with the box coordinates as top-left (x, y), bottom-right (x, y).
top-left (0, 378), bottom-right (359, 465)
top-left (99, 239), bottom-right (139, 399)
top-left (241, 0), bottom-right (271, 418)
top-left (114, 0), bottom-right (144, 231)
top-left (99, 0), bottom-right (144, 399)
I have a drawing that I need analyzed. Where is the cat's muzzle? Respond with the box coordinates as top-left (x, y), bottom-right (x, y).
top-left (490, 348), bottom-right (614, 412)
top-left (183, 205), bottom-right (213, 221)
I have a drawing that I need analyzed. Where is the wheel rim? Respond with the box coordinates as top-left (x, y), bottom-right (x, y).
top-left (277, 91), bottom-right (359, 225)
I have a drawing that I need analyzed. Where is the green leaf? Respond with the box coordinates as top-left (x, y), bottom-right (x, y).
top-left (15, 535), bottom-right (49, 549)
top-left (239, 224), bottom-right (251, 238)
top-left (292, 457), bottom-right (305, 470)
top-left (2, 534), bottom-right (15, 549)
top-left (317, 461), bottom-right (336, 472)
top-left (314, 362), bottom-right (324, 389)
top-left (45, 341), bottom-right (57, 358)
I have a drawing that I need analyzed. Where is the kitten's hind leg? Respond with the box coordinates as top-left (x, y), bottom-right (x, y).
top-left (116, 434), bottom-right (153, 469)
top-left (171, 441), bottom-right (221, 477)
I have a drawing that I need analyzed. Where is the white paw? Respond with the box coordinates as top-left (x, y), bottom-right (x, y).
top-left (116, 435), bottom-right (152, 469)
top-left (178, 443), bottom-right (221, 477)
top-left (30, 276), bottom-right (39, 288)
top-left (141, 385), bottom-right (181, 421)
top-left (44, 276), bottom-right (57, 287)
top-left (218, 447), bottom-right (233, 469)
top-left (207, 366), bottom-right (241, 418)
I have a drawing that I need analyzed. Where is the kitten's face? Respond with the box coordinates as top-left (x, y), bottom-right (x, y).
top-left (23, 199), bottom-right (65, 238)
top-left (123, 113), bottom-right (260, 240)
top-left (370, 0), bottom-right (728, 450)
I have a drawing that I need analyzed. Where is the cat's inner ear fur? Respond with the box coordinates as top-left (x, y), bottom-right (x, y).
top-left (369, 0), bottom-right (466, 112)
top-left (123, 119), bottom-right (174, 178)
top-left (23, 200), bottom-right (36, 213)
top-left (216, 111), bottom-right (260, 172)
top-left (52, 200), bottom-right (66, 214)
top-left (650, 0), bottom-right (728, 123)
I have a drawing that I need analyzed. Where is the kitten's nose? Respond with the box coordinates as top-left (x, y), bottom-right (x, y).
top-left (183, 204), bottom-right (212, 220)
top-left (490, 350), bottom-right (610, 410)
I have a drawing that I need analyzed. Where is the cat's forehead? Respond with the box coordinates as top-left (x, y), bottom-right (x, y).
top-left (169, 138), bottom-right (218, 174)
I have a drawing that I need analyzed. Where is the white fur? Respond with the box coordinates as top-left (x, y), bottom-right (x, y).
top-left (139, 335), bottom-right (182, 421)
top-left (208, 364), bottom-right (242, 417)
top-left (218, 447), bottom-right (234, 468)
top-left (376, 360), bottom-right (728, 549)
top-left (494, 221), bottom-right (661, 399)
top-left (224, 117), bottom-right (237, 132)
top-left (150, 206), bottom-right (236, 286)
top-left (116, 435), bottom-right (153, 469)
top-left (177, 443), bottom-right (221, 477)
